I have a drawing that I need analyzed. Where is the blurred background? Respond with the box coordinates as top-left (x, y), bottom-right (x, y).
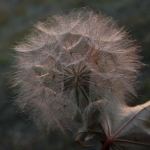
top-left (0, 0), bottom-right (150, 149)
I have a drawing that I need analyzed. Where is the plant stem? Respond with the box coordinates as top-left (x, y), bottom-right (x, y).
top-left (101, 136), bottom-right (114, 150)
top-left (75, 86), bottom-right (80, 107)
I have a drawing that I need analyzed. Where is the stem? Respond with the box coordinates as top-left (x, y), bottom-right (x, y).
top-left (101, 142), bottom-right (109, 150)
top-left (101, 136), bottom-right (114, 150)
top-left (78, 85), bottom-right (90, 104)
top-left (75, 86), bottom-right (80, 107)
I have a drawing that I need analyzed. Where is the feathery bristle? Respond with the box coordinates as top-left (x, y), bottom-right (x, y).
top-left (13, 8), bottom-right (142, 131)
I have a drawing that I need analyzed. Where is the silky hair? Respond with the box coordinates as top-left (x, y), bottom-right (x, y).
top-left (13, 8), bottom-right (142, 131)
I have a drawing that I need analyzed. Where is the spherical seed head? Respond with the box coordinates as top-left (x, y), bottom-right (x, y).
top-left (13, 8), bottom-right (142, 131)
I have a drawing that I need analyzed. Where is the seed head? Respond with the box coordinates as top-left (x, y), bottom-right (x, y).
top-left (13, 8), bottom-right (142, 131)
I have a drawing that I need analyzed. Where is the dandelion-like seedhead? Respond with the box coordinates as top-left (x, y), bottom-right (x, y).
top-left (13, 8), bottom-right (142, 131)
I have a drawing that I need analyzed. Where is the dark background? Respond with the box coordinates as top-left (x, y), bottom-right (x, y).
top-left (0, 0), bottom-right (150, 149)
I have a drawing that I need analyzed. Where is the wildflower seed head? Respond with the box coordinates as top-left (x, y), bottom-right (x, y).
top-left (13, 8), bottom-right (142, 131)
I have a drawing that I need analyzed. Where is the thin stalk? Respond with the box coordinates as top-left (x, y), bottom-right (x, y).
top-left (75, 86), bottom-right (80, 107)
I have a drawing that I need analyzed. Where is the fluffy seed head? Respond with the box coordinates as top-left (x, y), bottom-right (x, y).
top-left (13, 8), bottom-right (142, 131)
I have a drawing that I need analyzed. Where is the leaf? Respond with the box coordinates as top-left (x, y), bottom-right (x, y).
top-left (76, 100), bottom-right (150, 150)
